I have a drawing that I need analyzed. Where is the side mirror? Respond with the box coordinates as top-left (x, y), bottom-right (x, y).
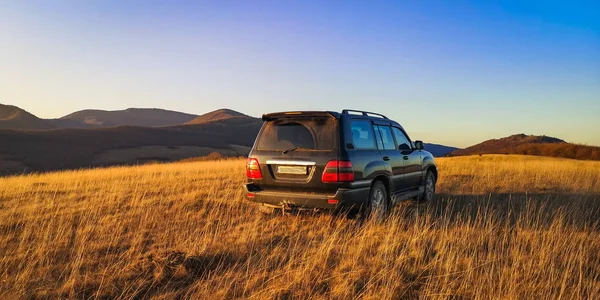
top-left (414, 140), bottom-right (424, 150)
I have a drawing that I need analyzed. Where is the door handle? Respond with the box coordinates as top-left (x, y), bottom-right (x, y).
top-left (382, 156), bottom-right (390, 161)
top-left (403, 156), bottom-right (409, 160)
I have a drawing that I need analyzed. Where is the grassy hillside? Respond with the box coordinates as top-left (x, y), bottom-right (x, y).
top-left (186, 109), bottom-right (251, 124)
top-left (0, 117), bottom-right (262, 175)
top-left (1, 155), bottom-right (599, 299)
top-left (1, 103), bottom-right (95, 130)
top-left (0, 104), bottom-right (52, 130)
top-left (450, 134), bottom-right (600, 160)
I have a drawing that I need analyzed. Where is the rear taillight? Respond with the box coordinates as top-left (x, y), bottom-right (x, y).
top-left (322, 160), bottom-right (354, 183)
top-left (246, 158), bottom-right (262, 179)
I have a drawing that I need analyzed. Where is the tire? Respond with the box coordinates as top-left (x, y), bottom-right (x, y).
top-left (365, 181), bottom-right (389, 221)
top-left (417, 171), bottom-right (436, 203)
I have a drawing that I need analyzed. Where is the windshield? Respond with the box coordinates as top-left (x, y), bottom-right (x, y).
top-left (256, 117), bottom-right (337, 151)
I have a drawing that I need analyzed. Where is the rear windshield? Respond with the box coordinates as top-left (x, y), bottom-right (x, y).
top-left (256, 117), bottom-right (337, 151)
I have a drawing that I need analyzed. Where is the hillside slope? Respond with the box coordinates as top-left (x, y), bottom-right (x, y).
top-left (61, 108), bottom-right (198, 127)
top-left (186, 109), bottom-right (250, 124)
top-left (0, 104), bottom-right (53, 130)
top-left (0, 117), bottom-right (263, 174)
top-left (450, 134), bottom-right (600, 160)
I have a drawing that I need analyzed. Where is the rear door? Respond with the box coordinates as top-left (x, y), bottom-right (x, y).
top-left (344, 119), bottom-right (384, 183)
top-left (249, 115), bottom-right (339, 194)
top-left (373, 124), bottom-right (404, 194)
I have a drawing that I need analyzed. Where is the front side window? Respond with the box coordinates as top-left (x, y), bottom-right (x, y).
top-left (350, 120), bottom-right (376, 150)
top-left (376, 126), bottom-right (396, 150)
top-left (392, 127), bottom-right (412, 150)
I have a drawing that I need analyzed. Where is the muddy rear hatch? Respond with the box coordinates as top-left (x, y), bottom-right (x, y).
top-left (248, 113), bottom-right (340, 194)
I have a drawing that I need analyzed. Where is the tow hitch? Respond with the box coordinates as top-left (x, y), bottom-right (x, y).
top-left (281, 202), bottom-right (322, 215)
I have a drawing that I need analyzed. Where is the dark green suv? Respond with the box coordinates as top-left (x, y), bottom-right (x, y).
top-left (244, 109), bottom-right (437, 217)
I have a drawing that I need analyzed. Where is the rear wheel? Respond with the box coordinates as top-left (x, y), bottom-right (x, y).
top-left (417, 171), bottom-right (436, 203)
top-left (365, 181), bottom-right (389, 220)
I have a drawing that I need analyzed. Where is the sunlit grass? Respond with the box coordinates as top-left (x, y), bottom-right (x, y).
top-left (0, 155), bottom-right (599, 299)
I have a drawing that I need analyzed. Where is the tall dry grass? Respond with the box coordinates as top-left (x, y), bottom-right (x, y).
top-left (0, 155), bottom-right (599, 299)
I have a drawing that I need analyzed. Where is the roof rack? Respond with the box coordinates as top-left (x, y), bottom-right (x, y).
top-left (342, 109), bottom-right (389, 119)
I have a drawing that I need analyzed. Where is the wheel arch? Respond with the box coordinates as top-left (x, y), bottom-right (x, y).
top-left (426, 165), bottom-right (438, 182)
top-left (372, 173), bottom-right (390, 187)
top-left (371, 174), bottom-right (391, 202)
top-left (369, 175), bottom-right (392, 212)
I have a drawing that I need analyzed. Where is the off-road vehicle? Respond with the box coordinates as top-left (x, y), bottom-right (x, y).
top-left (244, 109), bottom-right (437, 218)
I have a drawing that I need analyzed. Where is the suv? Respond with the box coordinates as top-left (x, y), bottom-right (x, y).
top-left (244, 109), bottom-right (437, 218)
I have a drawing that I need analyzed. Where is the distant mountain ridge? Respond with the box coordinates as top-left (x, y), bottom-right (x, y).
top-left (61, 108), bottom-right (198, 127)
top-left (449, 134), bottom-right (600, 160)
top-left (0, 104), bottom-right (261, 130)
top-left (0, 104), bottom-right (266, 174)
top-left (423, 143), bottom-right (460, 157)
top-left (0, 103), bottom-right (475, 174)
top-left (2, 104), bottom-right (205, 130)
top-left (0, 117), bottom-right (263, 175)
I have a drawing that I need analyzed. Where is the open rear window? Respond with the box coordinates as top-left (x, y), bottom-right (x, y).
top-left (256, 117), bottom-right (337, 151)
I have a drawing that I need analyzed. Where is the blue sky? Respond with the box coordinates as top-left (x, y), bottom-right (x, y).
top-left (1, 1), bottom-right (599, 147)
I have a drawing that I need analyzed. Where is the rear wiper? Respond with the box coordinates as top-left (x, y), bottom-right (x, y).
top-left (282, 147), bottom-right (298, 154)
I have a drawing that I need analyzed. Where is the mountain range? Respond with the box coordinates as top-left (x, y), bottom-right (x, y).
top-left (0, 104), bottom-right (84, 130)
top-left (1, 103), bottom-right (597, 175)
top-left (0, 104), bottom-right (204, 129)
top-left (61, 108), bottom-right (198, 127)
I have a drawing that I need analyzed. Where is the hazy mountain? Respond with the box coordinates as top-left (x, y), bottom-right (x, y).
top-left (186, 109), bottom-right (251, 124)
top-left (61, 108), bottom-right (198, 127)
top-left (449, 134), bottom-right (600, 160)
top-left (423, 143), bottom-right (460, 157)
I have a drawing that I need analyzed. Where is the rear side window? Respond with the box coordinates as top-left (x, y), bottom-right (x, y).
top-left (375, 126), bottom-right (396, 150)
top-left (350, 120), bottom-right (376, 149)
top-left (256, 117), bottom-right (337, 151)
top-left (392, 127), bottom-right (412, 150)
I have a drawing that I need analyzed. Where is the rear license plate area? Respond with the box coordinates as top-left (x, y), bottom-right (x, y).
top-left (277, 166), bottom-right (307, 175)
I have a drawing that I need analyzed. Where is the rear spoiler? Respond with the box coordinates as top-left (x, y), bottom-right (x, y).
top-left (262, 111), bottom-right (340, 121)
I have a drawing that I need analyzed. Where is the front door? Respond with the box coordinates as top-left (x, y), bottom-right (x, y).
top-left (392, 127), bottom-right (423, 190)
top-left (401, 150), bottom-right (423, 189)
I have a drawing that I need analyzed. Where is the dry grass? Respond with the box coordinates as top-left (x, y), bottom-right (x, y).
top-left (0, 155), bottom-right (599, 299)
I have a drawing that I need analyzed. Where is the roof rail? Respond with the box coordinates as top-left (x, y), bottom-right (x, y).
top-left (341, 109), bottom-right (389, 119)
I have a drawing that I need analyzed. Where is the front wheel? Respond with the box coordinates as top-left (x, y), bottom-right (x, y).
top-left (417, 171), bottom-right (436, 203)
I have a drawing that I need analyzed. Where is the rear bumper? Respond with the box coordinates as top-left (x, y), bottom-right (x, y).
top-left (244, 184), bottom-right (370, 210)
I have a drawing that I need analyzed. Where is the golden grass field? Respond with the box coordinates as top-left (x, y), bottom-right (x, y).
top-left (1, 155), bottom-right (599, 299)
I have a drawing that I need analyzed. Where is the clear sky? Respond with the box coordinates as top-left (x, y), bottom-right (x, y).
top-left (1, 1), bottom-right (599, 147)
